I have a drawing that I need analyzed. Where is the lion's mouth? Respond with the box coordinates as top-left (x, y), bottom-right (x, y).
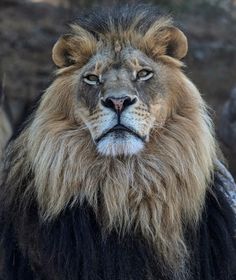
top-left (95, 124), bottom-right (145, 143)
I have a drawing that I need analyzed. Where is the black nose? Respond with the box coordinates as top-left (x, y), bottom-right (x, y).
top-left (101, 96), bottom-right (137, 112)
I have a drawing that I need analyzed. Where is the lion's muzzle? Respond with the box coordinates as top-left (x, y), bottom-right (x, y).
top-left (91, 94), bottom-right (147, 156)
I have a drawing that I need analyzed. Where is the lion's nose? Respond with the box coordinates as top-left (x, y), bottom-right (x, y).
top-left (101, 96), bottom-right (137, 112)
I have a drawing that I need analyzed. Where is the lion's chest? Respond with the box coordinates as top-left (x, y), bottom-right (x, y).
top-left (18, 204), bottom-right (173, 280)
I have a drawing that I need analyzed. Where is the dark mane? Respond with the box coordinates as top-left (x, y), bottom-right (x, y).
top-left (1, 171), bottom-right (235, 280)
top-left (75, 4), bottom-right (166, 36)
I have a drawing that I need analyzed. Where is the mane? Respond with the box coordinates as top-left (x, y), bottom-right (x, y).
top-left (75, 4), bottom-right (167, 35)
top-left (1, 4), bottom-right (218, 272)
top-left (53, 5), bottom-right (174, 71)
top-left (3, 75), bottom-right (217, 271)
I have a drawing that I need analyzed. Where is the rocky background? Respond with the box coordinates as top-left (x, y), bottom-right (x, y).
top-left (0, 0), bottom-right (235, 177)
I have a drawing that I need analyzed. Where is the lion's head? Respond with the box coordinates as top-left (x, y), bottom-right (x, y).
top-left (51, 9), bottom-right (189, 157)
top-left (7, 5), bottom-right (217, 271)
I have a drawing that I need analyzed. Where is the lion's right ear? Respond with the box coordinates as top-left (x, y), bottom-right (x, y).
top-left (52, 35), bottom-right (74, 68)
top-left (52, 26), bottom-right (97, 68)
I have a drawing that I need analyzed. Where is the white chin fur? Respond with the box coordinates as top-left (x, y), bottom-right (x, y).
top-left (97, 134), bottom-right (144, 156)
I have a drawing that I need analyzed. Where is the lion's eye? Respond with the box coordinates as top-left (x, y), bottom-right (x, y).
top-left (83, 74), bottom-right (100, 85)
top-left (136, 69), bottom-right (153, 81)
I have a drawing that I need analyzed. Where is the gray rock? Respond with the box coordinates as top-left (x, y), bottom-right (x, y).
top-left (219, 87), bottom-right (236, 152)
top-left (216, 160), bottom-right (236, 215)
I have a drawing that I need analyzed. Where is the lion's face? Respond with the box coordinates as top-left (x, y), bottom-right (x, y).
top-left (74, 48), bottom-right (170, 156)
top-left (51, 15), bottom-right (188, 157)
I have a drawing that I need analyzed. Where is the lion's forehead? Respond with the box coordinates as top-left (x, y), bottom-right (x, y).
top-left (83, 48), bottom-right (154, 75)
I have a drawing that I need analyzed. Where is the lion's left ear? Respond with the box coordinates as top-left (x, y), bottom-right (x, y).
top-left (165, 27), bottom-right (188, 59)
top-left (143, 25), bottom-right (188, 60)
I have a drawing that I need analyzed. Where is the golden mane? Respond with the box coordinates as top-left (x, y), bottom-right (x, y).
top-left (7, 68), bottom-right (217, 269)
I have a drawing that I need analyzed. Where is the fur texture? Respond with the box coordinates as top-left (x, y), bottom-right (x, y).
top-left (0, 5), bottom-right (235, 280)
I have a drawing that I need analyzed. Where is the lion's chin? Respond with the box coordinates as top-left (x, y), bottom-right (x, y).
top-left (96, 134), bottom-right (144, 156)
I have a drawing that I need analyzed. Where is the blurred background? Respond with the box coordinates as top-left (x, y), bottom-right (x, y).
top-left (0, 0), bottom-right (235, 177)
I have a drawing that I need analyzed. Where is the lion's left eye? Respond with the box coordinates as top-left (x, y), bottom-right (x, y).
top-left (136, 69), bottom-right (153, 81)
top-left (83, 74), bottom-right (100, 85)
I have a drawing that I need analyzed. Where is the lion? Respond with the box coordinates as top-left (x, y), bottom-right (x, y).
top-left (0, 5), bottom-right (235, 280)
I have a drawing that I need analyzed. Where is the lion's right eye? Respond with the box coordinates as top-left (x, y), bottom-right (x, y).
top-left (83, 74), bottom-right (100, 85)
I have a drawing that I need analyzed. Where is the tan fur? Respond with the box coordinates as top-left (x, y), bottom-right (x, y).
top-left (52, 25), bottom-right (97, 67)
top-left (6, 16), bottom-right (217, 271)
top-left (9, 73), bottom-right (216, 269)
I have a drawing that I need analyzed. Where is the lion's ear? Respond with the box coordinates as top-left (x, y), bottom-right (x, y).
top-left (52, 26), bottom-right (97, 68)
top-left (52, 35), bottom-right (74, 68)
top-left (165, 27), bottom-right (188, 59)
top-left (143, 25), bottom-right (188, 60)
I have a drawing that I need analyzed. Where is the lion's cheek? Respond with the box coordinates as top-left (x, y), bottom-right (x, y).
top-left (150, 101), bottom-right (169, 128)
